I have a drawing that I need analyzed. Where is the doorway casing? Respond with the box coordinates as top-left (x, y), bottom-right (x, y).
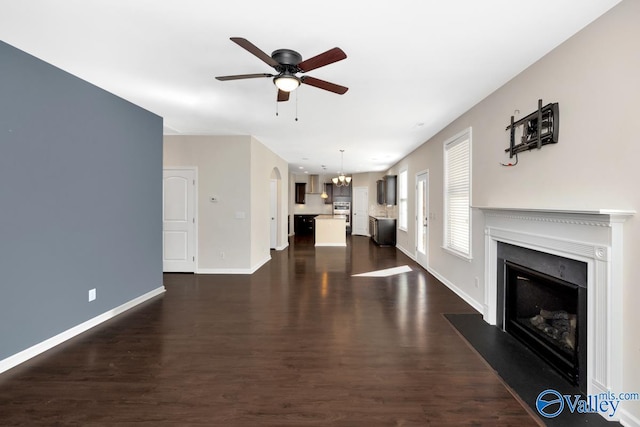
top-left (415, 170), bottom-right (429, 269)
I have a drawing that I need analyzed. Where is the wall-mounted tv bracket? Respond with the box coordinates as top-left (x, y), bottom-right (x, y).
top-left (505, 99), bottom-right (559, 158)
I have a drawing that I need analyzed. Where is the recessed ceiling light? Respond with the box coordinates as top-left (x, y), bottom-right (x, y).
top-left (299, 166), bottom-right (304, 169)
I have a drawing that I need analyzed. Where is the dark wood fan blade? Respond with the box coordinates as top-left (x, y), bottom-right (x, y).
top-left (216, 73), bottom-right (273, 81)
top-left (301, 76), bottom-right (348, 94)
top-left (230, 37), bottom-right (279, 68)
top-left (297, 47), bottom-right (347, 72)
top-left (277, 90), bottom-right (290, 102)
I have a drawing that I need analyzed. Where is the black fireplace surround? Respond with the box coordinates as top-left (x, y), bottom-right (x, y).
top-left (497, 243), bottom-right (587, 394)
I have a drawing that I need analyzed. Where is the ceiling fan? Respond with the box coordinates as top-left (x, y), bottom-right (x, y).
top-left (216, 37), bottom-right (348, 102)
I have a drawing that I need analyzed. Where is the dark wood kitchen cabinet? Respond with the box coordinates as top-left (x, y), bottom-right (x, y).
top-left (369, 216), bottom-right (396, 246)
top-left (376, 180), bottom-right (385, 205)
top-left (376, 175), bottom-right (397, 205)
top-left (294, 215), bottom-right (316, 235)
top-left (295, 182), bottom-right (306, 204)
top-left (384, 175), bottom-right (397, 205)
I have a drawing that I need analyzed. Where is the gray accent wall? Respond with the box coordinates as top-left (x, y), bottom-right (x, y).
top-left (0, 41), bottom-right (163, 360)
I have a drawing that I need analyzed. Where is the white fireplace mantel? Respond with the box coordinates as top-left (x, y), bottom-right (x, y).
top-left (478, 206), bottom-right (634, 421)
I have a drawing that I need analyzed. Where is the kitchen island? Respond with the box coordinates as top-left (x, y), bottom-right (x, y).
top-left (314, 215), bottom-right (347, 246)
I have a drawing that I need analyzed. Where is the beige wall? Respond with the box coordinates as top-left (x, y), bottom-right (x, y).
top-left (164, 135), bottom-right (288, 272)
top-left (387, 0), bottom-right (640, 421)
top-left (250, 137), bottom-right (289, 263)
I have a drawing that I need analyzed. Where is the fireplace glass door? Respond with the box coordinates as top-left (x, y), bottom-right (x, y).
top-left (504, 260), bottom-right (586, 386)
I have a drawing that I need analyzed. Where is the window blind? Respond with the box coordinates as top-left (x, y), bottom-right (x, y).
top-left (444, 133), bottom-right (470, 256)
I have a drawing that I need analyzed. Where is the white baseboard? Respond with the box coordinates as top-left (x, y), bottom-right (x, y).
top-left (0, 285), bottom-right (166, 375)
top-left (620, 407), bottom-right (640, 427)
top-left (198, 268), bottom-right (253, 274)
top-left (426, 266), bottom-right (484, 314)
top-left (394, 244), bottom-right (481, 313)
top-left (250, 255), bottom-right (271, 273)
top-left (197, 255), bottom-right (272, 275)
top-left (395, 244), bottom-right (416, 261)
top-left (315, 243), bottom-right (347, 247)
top-left (276, 243), bottom-right (289, 251)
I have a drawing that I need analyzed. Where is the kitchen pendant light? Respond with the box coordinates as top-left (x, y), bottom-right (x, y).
top-left (332, 149), bottom-right (352, 187)
top-left (320, 167), bottom-right (329, 199)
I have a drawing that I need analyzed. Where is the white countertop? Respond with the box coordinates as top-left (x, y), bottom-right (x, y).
top-left (315, 214), bottom-right (346, 220)
top-left (370, 216), bottom-right (396, 220)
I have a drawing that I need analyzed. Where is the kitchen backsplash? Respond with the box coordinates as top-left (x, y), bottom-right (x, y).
top-left (369, 204), bottom-right (397, 218)
top-left (293, 193), bottom-right (333, 214)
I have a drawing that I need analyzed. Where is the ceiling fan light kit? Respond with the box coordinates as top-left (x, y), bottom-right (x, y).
top-left (216, 37), bottom-right (348, 102)
top-left (274, 74), bottom-right (300, 92)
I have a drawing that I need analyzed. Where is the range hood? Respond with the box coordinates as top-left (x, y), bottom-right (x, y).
top-left (306, 175), bottom-right (321, 194)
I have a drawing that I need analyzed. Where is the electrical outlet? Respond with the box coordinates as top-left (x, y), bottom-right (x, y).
top-left (88, 288), bottom-right (96, 302)
top-left (474, 277), bottom-right (480, 288)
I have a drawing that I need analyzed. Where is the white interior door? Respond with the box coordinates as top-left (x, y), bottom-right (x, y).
top-left (270, 179), bottom-right (278, 249)
top-left (352, 187), bottom-right (369, 236)
top-left (163, 168), bottom-right (196, 272)
top-left (416, 171), bottom-right (429, 269)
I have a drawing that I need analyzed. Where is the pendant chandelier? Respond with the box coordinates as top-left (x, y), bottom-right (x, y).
top-left (332, 149), bottom-right (352, 187)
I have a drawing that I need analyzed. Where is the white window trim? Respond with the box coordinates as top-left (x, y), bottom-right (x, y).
top-left (398, 168), bottom-right (408, 232)
top-left (442, 127), bottom-right (472, 260)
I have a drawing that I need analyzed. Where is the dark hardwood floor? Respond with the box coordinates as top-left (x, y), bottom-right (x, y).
top-left (0, 235), bottom-right (541, 426)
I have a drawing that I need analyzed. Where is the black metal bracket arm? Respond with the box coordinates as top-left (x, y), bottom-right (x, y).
top-left (505, 99), bottom-right (559, 158)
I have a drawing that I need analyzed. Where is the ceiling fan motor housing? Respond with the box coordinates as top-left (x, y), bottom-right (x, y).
top-left (272, 49), bottom-right (302, 70)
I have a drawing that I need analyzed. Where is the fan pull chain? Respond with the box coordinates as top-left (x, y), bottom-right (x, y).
top-left (295, 90), bottom-right (298, 122)
top-left (275, 98), bottom-right (279, 117)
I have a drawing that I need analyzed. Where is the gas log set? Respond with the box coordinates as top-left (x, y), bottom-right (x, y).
top-left (527, 309), bottom-right (577, 353)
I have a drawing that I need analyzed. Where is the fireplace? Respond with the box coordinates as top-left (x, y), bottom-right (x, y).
top-left (480, 207), bottom-right (634, 422)
top-left (498, 243), bottom-right (587, 392)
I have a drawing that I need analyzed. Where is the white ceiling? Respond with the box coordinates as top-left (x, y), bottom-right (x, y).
top-left (1, 0), bottom-right (620, 175)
